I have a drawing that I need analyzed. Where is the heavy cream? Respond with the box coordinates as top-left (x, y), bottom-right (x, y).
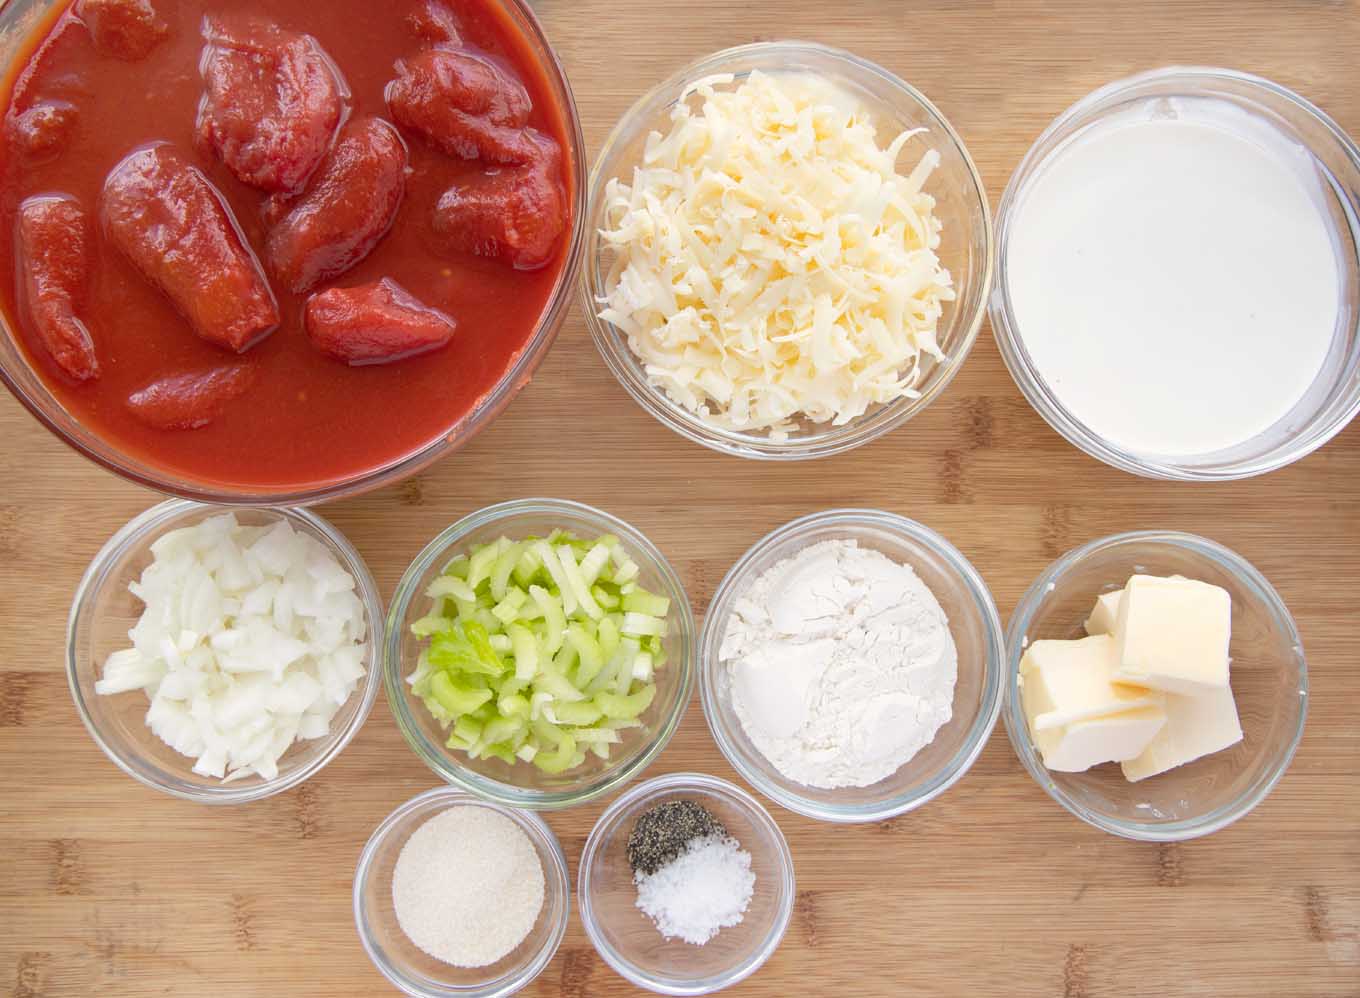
top-left (1006, 100), bottom-right (1341, 457)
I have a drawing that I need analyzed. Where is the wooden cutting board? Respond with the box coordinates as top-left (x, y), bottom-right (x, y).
top-left (3, 1), bottom-right (1358, 995)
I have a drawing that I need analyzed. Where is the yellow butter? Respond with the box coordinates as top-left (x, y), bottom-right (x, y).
top-left (1114, 575), bottom-right (1231, 695)
top-left (1033, 707), bottom-right (1168, 773)
top-left (1083, 591), bottom-right (1123, 636)
top-left (1020, 635), bottom-right (1163, 731)
top-left (1121, 685), bottom-right (1243, 782)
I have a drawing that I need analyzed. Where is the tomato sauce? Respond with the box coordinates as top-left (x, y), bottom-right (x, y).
top-left (0, 0), bottom-right (573, 492)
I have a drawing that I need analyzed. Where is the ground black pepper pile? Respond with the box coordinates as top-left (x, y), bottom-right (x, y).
top-left (626, 800), bottom-right (727, 875)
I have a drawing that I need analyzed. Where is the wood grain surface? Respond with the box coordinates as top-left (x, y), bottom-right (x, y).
top-left (4, 1), bottom-right (1360, 995)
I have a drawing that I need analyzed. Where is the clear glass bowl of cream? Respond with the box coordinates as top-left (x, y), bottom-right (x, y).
top-left (697, 509), bottom-right (1004, 823)
top-left (991, 67), bottom-right (1360, 480)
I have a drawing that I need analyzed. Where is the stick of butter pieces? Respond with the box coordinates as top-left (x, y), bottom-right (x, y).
top-left (1023, 574), bottom-right (1243, 781)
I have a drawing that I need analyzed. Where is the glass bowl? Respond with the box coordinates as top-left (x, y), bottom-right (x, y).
top-left (353, 787), bottom-right (570, 998)
top-left (385, 498), bottom-right (696, 810)
top-left (582, 41), bottom-right (994, 461)
top-left (1002, 531), bottom-right (1308, 841)
top-left (0, 0), bottom-right (585, 506)
top-left (991, 66), bottom-right (1360, 480)
top-left (698, 510), bottom-right (1004, 823)
top-left (577, 773), bottom-right (794, 996)
top-left (66, 499), bottom-right (384, 804)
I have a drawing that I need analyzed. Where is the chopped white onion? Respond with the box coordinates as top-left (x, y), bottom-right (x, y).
top-left (96, 513), bottom-right (368, 782)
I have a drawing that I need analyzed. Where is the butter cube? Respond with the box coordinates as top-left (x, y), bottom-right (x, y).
top-left (1034, 707), bottom-right (1168, 773)
top-left (1020, 635), bottom-right (1164, 730)
top-left (1121, 685), bottom-right (1243, 782)
top-left (1114, 575), bottom-right (1231, 695)
top-left (1084, 591), bottom-right (1123, 635)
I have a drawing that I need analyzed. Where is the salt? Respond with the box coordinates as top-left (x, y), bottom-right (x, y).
top-left (634, 833), bottom-right (755, 945)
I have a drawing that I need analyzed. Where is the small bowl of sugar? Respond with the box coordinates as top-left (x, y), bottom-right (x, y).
top-left (353, 786), bottom-right (570, 998)
top-left (698, 509), bottom-right (1005, 823)
top-left (577, 773), bottom-right (795, 995)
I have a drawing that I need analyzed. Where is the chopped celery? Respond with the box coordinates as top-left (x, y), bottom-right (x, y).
top-left (409, 529), bottom-right (673, 775)
top-left (623, 589), bottom-right (671, 617)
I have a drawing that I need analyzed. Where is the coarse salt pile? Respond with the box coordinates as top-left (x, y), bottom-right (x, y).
top-left (392, 807), bottom-right (545, 968)
top-left (635, 833), bottom-right (755, 945)
top-left (94, 513), bottom-right (368, 782)
top-left (597, 69), bottom-right (955, 439)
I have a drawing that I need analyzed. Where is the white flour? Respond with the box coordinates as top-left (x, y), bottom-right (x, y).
top-left (719, 539), bottom-right (957, 789)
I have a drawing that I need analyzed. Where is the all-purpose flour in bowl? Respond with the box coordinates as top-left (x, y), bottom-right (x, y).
top-left (718, 540), bottom-right (958, 789)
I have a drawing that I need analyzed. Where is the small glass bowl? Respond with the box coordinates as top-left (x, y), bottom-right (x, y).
top-left (353, 787), bottom-right (570, 998)
top-left (1002, 531), bottom-right (1308, 841)
top-left (582, 41), bottom-right (994, 461)
top-left (699, 510), bottom-right (1004, 823)
top-left (991, 66), bottom-right (1360, 480)
top-left (385, 499), bottom-right (695, 810)
top-left (66, 499), bottom-right (384, 804)
top-left (577, 773), bottom-right (794, 995)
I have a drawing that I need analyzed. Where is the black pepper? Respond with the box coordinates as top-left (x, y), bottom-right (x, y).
top-left (626, 800), bottom-right (727, 876)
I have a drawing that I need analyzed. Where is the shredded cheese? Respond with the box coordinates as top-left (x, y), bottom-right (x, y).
top-left (597, 70), bottom-right (955, 439)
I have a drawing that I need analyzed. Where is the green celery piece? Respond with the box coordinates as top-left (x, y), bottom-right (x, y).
top-left (566, 623), bottom-right (604, 686)
top-left (579, 543), bottom-right (611, 586)
top-left (531, 718), bottom-right (568, 745)
top-left (489, 633), bottom-right (512, 654)
top-left (593, 585), bottom-right (620, 611)
top-left (568, 725), bottom-right (620, 744)
top-left (509, 623), bottom-right (539, 681)
top-left (472, 699), bottom-right (498, 722)
top-left (420, 693), bottom-right (454, 726)
top-left (632, 651), bottom-right (654, 684)
top-left (623, 589), bottom-right (671, 617)
top-left (482, 715), bottom-right (525, 746)
top-left (604, 717), bottom-right (643, 730)
top-left (588, 741), bottom-right (611, 761)
top-left (428, 628), bottom-right (499, 677)
top-left (451, 593), bottom-right (479, 622)
top-left (513, 545), bottom-right (544, 588)
top-left (467, 540), bottom-right (502, 593)
top-left (533, 671), bottom-right (586, 703)
top-left (499, 692), bottom-right (530, 718)
top-left (491, 587), bottom-right (528, 625)
top-left (552, 701), bottom-right (603, 726)
top-left (430, 672), bottom-right (493, 716)
top-left (557, 545), bottom-right (604, 620)
top-left (472, 609), bottom-right (503, 635)
top-left (453, 715), bottom-right (484, 744)
top-left (595, 683), bottom-right (656, 720)
top-left (408, 650), bottom-right (436, 697)
top-left (491, 541), bottom-right (524, 601)
top-left (550, 641), bottom-right (578, 676)
top-left (410, 613), bottom-right (455, 637)
top-left (427, 575), bottom-right (477, 603)
top-left (445, 731), bottom-right (472, 751)
top-left (533, 733), bottom-right (577, 774)
top-left (570, 748), bottom-right (587, 768)
top-left (597, 615), bottom-right (621, 663)
top-left (462, 620), bottom-right (506, 673)
top-left (622, 612), bottom-right (665, 638)
top-left (529, 585), bottom-right (566, 655)
top-left (440, 554), bottom-right (470, 579)
top-left (589, 637), bottom-right (639, 696)
top-left (534, 542), bottom-right (577, 615)
top-left (483, 742), bottom-right (517, 765)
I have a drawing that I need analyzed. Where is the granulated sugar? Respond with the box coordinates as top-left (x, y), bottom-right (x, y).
top-left (634, 833), bottom-right (754, 945)
top-left (392, 806), bottom-right (545, 968)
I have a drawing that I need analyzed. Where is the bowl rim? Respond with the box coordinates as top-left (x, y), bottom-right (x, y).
top-left (0, 0), bottom-right (587, 507)
top-left (65, 498), bottom-right (385, 804)
top-left (698, 508), bottom-right (1005, 823)
top-left (352, 786), bottom-right (571, 998)
top-left (988, 64), bottom-right (1360, 482)
top-left (1001, 529), bottom-right (1310, 841)
top-left (580, 39), bottom-right (995, 462)
top-left (576, 771), bottom-right (795, 996)
top-left (384, 497), bottom-right (697, 811)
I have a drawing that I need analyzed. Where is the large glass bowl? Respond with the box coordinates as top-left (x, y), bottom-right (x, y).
top-left (990, 67), bottom-right (1360, 480)
top-left (1002, 531), bottom-right (1308, 840)
top-left (582, 41), bottom-right (994, 461)
top-left (577, 773), bottom-right (795, 996)
top-left (0, 0), bottom-right (586, 505)
top-left (698, 510), bottom-right (1004, 822)
top-left (66, 499), bottom-right (385, 804)
top-left (385, 499), bottom-right (696, 810)
top-left (353, 787), bottom-right (570, 998)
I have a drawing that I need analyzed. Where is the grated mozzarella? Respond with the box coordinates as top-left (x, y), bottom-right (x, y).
top-left (95, 513), bottom-right (368, 783)
top-left (598, 70), bottom-right (955, 439)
